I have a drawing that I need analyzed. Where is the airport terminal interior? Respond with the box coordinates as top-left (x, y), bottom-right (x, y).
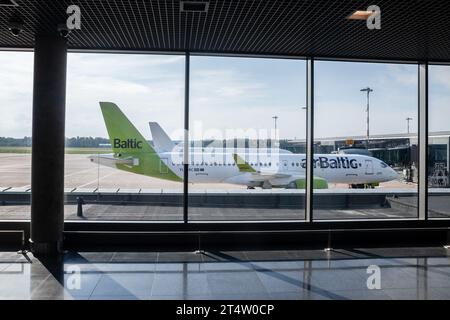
top-left (0, 0), bottom-right (449, 301)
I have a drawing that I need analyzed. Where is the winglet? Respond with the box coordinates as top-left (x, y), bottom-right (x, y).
top-left (233, 154), bottom-right (256, 173)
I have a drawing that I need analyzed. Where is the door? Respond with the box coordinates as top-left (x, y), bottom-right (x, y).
top-left (365, 159), bottom-right (373, 175)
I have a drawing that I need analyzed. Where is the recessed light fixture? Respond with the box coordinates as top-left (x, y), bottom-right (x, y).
top-left (347, 10), bottom-right (372, 20)
top-left (180, 1), bottom-right (209, 13)
top-left (0, 0), bottom-right (18, 7)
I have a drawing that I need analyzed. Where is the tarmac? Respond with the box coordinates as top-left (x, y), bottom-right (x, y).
top-left (0, 153), bottom-right (420, 190)
top-left (0, 153), bottom-right (449, 221)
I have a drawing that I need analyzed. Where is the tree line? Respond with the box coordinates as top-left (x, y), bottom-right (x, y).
top-left (1, 136), bottom-right (301, 151)
top-left (0, 136), bottom-right (110, 148)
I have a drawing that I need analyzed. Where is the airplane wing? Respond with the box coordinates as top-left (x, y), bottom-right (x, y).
top-left (231, 153), bottom-right (327, 188)
top-left (232, 154), bottom-right (292, 180)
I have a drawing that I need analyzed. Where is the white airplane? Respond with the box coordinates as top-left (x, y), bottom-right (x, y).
top-left (149, 121), bottom-right (293, 155)
top-left (90, 102), bottom-right (398, 189)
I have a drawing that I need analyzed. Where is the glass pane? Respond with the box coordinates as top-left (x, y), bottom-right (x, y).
top-left (0, 52), bottom-right (33, 220)
top-left (428, 65), bottom-right (450, 218)
top-left (64, 53), bottom-right (185, 221)
top-left (314, 61), bottom-right (418, 220)
top-left (189, 56), bottom-right (307, 221)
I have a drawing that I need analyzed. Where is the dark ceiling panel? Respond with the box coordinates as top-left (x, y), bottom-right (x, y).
top-left (0, 0), bottom-right (449, 62)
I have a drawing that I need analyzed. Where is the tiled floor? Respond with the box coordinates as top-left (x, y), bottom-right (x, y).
top-left (0, 247), bottom-right (449, 300)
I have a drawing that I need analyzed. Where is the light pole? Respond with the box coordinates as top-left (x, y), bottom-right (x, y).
top-left (406, 117), bottom-right (413, 134)
top-left (360, 87), bottom-right (373, 149)
top-left (272, 116), bottom-right (278, 132)
top-left (272, 116), bottom-right (279, 148)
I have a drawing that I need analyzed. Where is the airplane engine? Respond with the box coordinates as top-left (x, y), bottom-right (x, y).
top-left (286, 177), bottom-right (328, 189)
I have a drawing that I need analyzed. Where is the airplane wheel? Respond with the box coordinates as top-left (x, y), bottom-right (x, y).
top-left (262, 181), bottom-right (272, 189)
top-left (287, 181), bottom-right (297, 189)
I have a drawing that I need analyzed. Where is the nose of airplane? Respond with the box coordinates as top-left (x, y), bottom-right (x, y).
top-left (388, 167), bottom-right (398, 180)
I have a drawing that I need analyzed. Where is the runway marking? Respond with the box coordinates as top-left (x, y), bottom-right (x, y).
top-left (0, 154), bottom-right (31, 159)
top-left (0, 164), bottom-right (31, 169)
top-left (16, 166), bottom-right (104, 189)
top-left (76, 171), bottom-right (118, 189)
top-left (64, 167), bottom-right (99, 178)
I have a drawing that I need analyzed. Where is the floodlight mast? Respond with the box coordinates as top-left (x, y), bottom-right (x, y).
top-left (406, 117), bottom-right (413, 134)
top-left (360, 87), bottom-right (374, 149)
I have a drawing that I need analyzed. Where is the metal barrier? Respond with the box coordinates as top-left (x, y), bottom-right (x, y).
top-left (64, 226), bottom-right (450, 252)
top-left (0, 229), bottom-right (27, 252)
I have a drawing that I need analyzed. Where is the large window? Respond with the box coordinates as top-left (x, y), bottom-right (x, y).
top-left (64, 53), bottom-right (185, 221)
top-left (189, 56), bottom-right (307, 221)
top-left (313, 61), bottom-right (418, 220)
top-left (2, 50), bottom-right (446, 224)
top-left (428, 65), bottom-right (450, 218)
top-left (0, 52), bottom-right (33, 220)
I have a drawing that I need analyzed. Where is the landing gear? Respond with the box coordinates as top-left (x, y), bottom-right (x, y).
top-left (287, 181), bottom-right (297, 189)
top-left (247, 182), bottom-right (272, 189)
top-left (350, 183), bottom-right (375, 189)
top-left (262, 181), bottom-right (272, 189)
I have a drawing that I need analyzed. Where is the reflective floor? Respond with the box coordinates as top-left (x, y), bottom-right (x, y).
top-left (0, 247), bottom-right (449, 300)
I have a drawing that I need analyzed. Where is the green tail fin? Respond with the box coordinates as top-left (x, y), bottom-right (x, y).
top-left (100, 101), bottom-right (154, 154)
top-left (99, 102), bottom-right (181, 182)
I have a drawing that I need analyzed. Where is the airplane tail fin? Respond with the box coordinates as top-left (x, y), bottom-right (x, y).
top-left (98, 102), bottom-right (182, 182)
top-left (100, 102), bottom-right (155, 154)
top-left (149, 122), bottom-right (175, 152)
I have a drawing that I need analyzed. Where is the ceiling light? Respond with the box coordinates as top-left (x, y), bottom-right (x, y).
top-left (0, 0), bottom-right (18, 6)
top-left (347, 10), bottom-right (372, 20)
top-left (180, 1), bottom-right (209, 13)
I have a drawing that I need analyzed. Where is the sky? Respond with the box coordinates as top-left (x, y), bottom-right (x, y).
top-left (0, 52), bottom-right (449, 140)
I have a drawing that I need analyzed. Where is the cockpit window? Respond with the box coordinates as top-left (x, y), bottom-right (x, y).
top-left (380, 161), bottom-right (388, 168)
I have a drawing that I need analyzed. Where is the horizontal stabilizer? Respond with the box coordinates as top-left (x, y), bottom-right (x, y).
top-left (88, 153), bottom-right (135, 168)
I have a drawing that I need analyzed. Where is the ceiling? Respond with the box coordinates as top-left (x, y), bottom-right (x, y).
top-left (0, 0), bottom-right (449, 62)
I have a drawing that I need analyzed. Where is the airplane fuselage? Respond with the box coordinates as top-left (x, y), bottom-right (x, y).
top-left (94, 102), bottom-right (399, 189)
top-left (158, 151), bottom-right (398, 188)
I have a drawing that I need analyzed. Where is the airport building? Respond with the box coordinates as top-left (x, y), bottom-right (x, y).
top-left (288, 131), bottom-right (450, 185)
top-left (0, 0), bottom-right (449, 302)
